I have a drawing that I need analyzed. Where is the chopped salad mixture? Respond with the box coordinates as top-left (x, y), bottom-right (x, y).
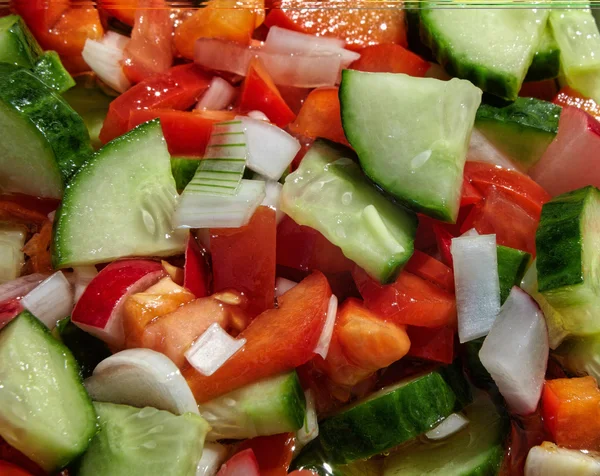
top-left (3, 2), bottom-right (600, 476)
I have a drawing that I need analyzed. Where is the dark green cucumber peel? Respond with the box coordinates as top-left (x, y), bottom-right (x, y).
top-left (32, 51), bottom-right (75, 93)
top-left (171, 158), bottom-right (200, 191)
top-left (525, 25), bottom-right (560, 82)
top-left (0, 14), bottom-right (42, 68)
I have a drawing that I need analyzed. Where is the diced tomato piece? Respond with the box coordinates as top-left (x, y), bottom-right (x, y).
top-left (0, 438), bottom-right (45, 476)
top-left (276, 216), bottom-right (354, 274)
top-left (288, 87), bottom-right (349, 146)
top-left (11, 0), bottom-right (68, 32)
top-left (239, 57), bottom-right (296, 127)
top-left (460, 177), bottom-right (483, 207)
top-left (432, 223), bottom-right (455, 268)
top-left (184, 236), bottom-right (211, 298)
top-left (100, 64), bottom-right (212, 143)
top-left (406, 326), bottom-right (455, 364)
top-left (353, 267), bottom-right (457, 328)
top-left (519, 80), bottom-right (559, 102)
top-left (97, 0), bottom-right (137, 26)
top-left (350, 43), bottom-right (430, 76)
top-left (500, 410), bottom-right (549, 476)
top-left (123, 0), bottom-right (173, 84)
top-left (236, 433), bottom-right (295, 476)
top-left (314, 298), bottom-right (410, 387)
top-left (217, 449), bottom-right (260, 476)
top-left (265, 1), bottom-right (407, 51)
top-left (542, 377), bottom-right (600, 450)
top-left (128, 109), bottom-right (234, 156)
top-left (553, 86), bottom-right (600, 122)
top-left (184, 271), bottom-right (331, 402)
top-left (404, 250), bottom-right (454, 292)
top-left (210, 206), bottom-right (276, 318)
top-left (174, 0), bottom-right (257, 59)
top-left (0, 461), bottom-right (34, 476)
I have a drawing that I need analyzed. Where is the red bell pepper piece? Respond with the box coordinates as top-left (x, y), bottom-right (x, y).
top-left (289, 87), bottom-right (350, 146)
top-left (217, 449), bottom-right (260, 476)
top-left (128, 109), bottom-right (235, 157)
top-left (349, 43), bottom-right (430, 76)
top-left (553, 86), bottom-right (600, 122)
top-left (210, 206), bottom-right (277, 318)
top-left (239, 57), bottom-right (296, 128)
top-left (460, 176), bottom-right (483, 207)
top-left (0, 438), bottom-right (45, 476)
top-left (100, 64), bottom-right (212, 143)
top-left (183, 236), bottom-right (211, 299)
top-left (404, 249), bottom-right (455, 292)
top-left (519, 79), bottom-right (559, 102)
top-left (406, 326), bottom-right (455, 364)
top-left (432, 223), bottom-right (455, 268)
top-left (236, 433), bottom-right (295, 476)
top-left (184, 271), bottom-right (331, 402)
top-left (0, 461), bottom-right (34, 476)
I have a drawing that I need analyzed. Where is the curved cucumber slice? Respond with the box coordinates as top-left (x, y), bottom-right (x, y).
top-left (32, 51), bottom-right (75, 93)
top-left (77, 402), bottom-right (209, 476)
top-left (0, 15), bottom-right (42, 68)
top-left (0, 311), bottom-right (97, 472)
top-left (52, 120), bottom-right (188, 268)
top-left (526, 24), bottom-right (561, 82)
top-left (315, 370), bottom-right (458, 464)
top-left (475, 98), bottom-right (561, 172)
top-left (420, 8), bottom-right (548, 101)
top-left (383, 392), bottom-right (507, 476)
top-left (0, 64), bottom-right (92, 199)
top-left (340, 70), bottom-right (481, 223)
top-left (281, 139), bottom-right (417, 284)
top-left (536, 186), bottom-right (600, 337)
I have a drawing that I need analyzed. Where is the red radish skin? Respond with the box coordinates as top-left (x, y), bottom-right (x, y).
top-left (217, 449), bottom-right (260, 476)
top-left (71, 260), bottom-right (165, 348)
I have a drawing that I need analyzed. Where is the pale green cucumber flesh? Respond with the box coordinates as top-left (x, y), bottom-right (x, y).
top-left (0, 311), bottom-right (97, 472)
top-left (339, 70), bottom-right (481, 223)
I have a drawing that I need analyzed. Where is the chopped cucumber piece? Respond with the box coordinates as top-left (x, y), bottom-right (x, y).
top-left (340, 70), bottom-right (481, 223)
top-left (32, 51), bottom-right (75, 93)
top-left (550, 9), bottom-right (600, 104)
top-left (0, 223), bottom-right (26, 284)
top-left (420, 8), bottom-right (548, 101)
top-left (52, 119), bottom-right (187, 268)
top-left (0, 15), bottom-right (42, 68)
top-left (555, 335), bottom-right (600, 386)
top-left (0, 311), bottom-right (97, 472)
top-left (311, 370), bottom-right (459, 464)
top-left (280, 140), bottom-right (417, 284)
top-left (475, 98), bottom-right (561, 172)
top-left (171, 157), bottom-right (200, 192)
top-left (383, 392), bottom-right (507, 476)
top-left (536, 186), bottom-right (600, 337)
top-left (0, 63), bottom-right (92, 199)
top-left (77, 402), bottom-right (209, 476)
top-left (200, 371), bottom-right (306, 440)
top-left (497, 245), bottom-right (531, 304)
top-left (526, 23), bottom-right (561, 82)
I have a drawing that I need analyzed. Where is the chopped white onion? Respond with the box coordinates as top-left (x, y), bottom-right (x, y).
top-left (525, 442), bottom-right (600, 476)
top-left (461, 228), bottom-right (479, 237)
top-left (72, 266), bottom-right (98, 304)
top-left (264, 26), bottom-right (360, 68)
top-left (451, 234), bottom-right (501, 343)
top-left (260, 179), bottom-right (285, 224)
top-left (275, 277), bottom-right (298, 298)
top-left (247, 110), bottom-right (269, 121)
top-left (0, 225), bottom-right (26, 285)
top-left (185, 323), bottom-right (246, 376)
top-left (82, 33), bottom-right (131, 93)
top-left (426, 413), bottom-right (469, 440)
top-left (0, 273), bottom-right (49, 302)
top-left (174, 179), bottom-right (266, 229)
top-left (47, 210), bottom-right (56, 222)
top-left (237, 116), bottom-right (301, 180)
top-left (84, 348), bottom-right (199, 415)
top-left (195, 77), bottom-right (237, 111)
top-left (196, 442), bottom-right (229, 476)
top-left (314, 294), bottom-right (338, 359)
top-left (195, 38), bottom-right (342, 88)
top-left (467, 128), bottom-right (518, 171)
top-left (479, 287), bottom-right (549, 415)
top-left (21, 271), bottom-right (73, 329)
top-left (102, 31), bottom-right (130, 50)
top-left (295, 390), bottom-right (319, 452)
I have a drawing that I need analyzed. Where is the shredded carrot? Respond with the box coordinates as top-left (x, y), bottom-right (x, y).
top-left (0, 201), bottom-right (48, 226)
top-left (22, 220), bottom-right (54, 274)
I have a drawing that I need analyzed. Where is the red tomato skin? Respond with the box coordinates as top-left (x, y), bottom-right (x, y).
top-left (236, 433), bottom-right (295, 476)
top-left (100, 64), bottom-right (212, 144)
top-left (404, 250), bottom-right (455, 292)
top-left (406, 326), bottom-right (455, 364)
top-left (184, 271), bottom-right (331, 402)
top-left (0, 460), bottom-right (34, 476)
top-left (349, 44), bottom-right (430, 76)
top-left (183, 236), bottom-right (211, 298)
top-left (432, 223), bottom-right (455, 268)
top-left (97, 0), bottom-right (137, 26)
top-left (210, 206), bottom-right (277, 319)
top-left (217, 449), bottom-right (260, 476)
top-left (519, 80), bottom-right (559, 102)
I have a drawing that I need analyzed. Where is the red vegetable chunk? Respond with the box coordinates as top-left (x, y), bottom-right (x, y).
top-left (349, 44), bottom-right (430, 76)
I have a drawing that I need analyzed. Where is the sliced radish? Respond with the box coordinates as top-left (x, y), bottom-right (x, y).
top-left (197, 442), bottom-right (229, 476)
top-left (196, 77), bottom-right (237, 111)
top-left (479, 286), bottom-right (549, 415)
top-left (217, 449), bottom-right (260, 476)
top-left (72, 266), bottom-right (98, 304)
top-left (72, 259), bottom-right (166, 347)
top-left (313, 294), bottom-right (338, 359)
top-left (426, 413), bottom-right (469, 440)
top-left (275, 277), bottom-right (297, 298)
top-left (82, 32), bottom-right (131, 93)
top-left (0, 273), bottom-right (49, 302)
top-left (21, 271), bottom-right (73, 329)
top-left (185, 323), bottom-right (246, 376)
top-left (84, 348), bottom-right (199, 415)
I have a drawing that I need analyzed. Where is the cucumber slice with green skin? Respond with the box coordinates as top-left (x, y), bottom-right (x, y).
top-left (32, 51), bottom-right (75, 93)
top-left (0, 311), bottom-right (97, 472)
top-left (420, 8), bottom-right (548, 101)
top-left (171, 157), bottom-right (200, 192)
top-left (52, 119), bottom-right (188, 268)
top-left (77, 402), bottom-right (209, 476)
top-left (475, 98), bottom-right (561, 172)
top-left (0, 15), bottom-right (42, 68)
top-left (281, 139), bottom-right (416, 284)
top-left (200, 371), bottom-right (306, 441)
top-left (550, 9), bottom-right (600, 105)
top-left (314, 370), bottom-right (458, 464)
top-left (497, 245), bottom-right (531, 304)
top-left (526, 24), bottom-right (561, 82)
top-left (383, 392), bottom-right (507, 476)
top-left (339, 70), bottom-right (481, 223)
top-left (0, 63), bottom-right (92, 199)
top-left (536, 186), bottom-right (600, 337)
top-left (292, 441), bottom-right (384, 476)
top-left (555, 335), bottom-right (600, 385)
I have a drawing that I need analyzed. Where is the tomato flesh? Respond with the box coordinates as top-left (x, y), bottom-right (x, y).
top-left (236, 433), bottom-right (295, 476)
top-left (349, 43), bottom-right (430, 76)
